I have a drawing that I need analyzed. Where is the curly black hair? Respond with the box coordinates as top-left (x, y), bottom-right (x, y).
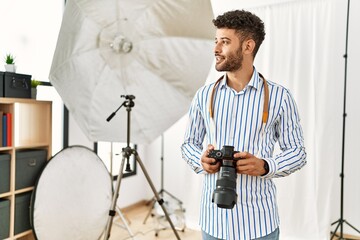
top-left (213, 10), bottom-right (265, 57)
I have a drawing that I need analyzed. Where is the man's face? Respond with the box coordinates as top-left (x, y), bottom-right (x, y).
top-left (214, 28), bottom-right (243, 72)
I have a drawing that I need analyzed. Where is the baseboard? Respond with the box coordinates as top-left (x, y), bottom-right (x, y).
top-left (120, 199), bottom-right (148, 213)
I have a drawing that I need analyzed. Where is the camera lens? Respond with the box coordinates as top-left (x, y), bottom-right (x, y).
top-left (212, 165), bottom-right (237, 209)
top-left (210, 145), bottom-right (238, 209)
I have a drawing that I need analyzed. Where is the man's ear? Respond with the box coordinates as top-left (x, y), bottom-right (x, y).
top-left (243, 39), bottom-right (256, 56)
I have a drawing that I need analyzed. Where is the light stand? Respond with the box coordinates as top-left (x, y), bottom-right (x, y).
top-left (103, 95), bottom-right (180, 240)
top-left (143, 134), bottom-right (185, 233)
top-left (330, 0), bottom-right (360, 239)
top-left (158, 135), bottom-right (184, 204)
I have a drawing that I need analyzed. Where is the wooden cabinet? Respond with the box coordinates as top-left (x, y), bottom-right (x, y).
top-left (0, 98), bottom-right (52, 240)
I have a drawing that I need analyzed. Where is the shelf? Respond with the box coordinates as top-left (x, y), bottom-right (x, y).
top-left (14, 229), bottom-right (33, 239)
top-left (0, 98), bottom-right (52, 240)
top-left (0, 192), bottom-right (11, 198)
top-left (14, 187), bottom-right (34, 195)
top-left (0, 144), bottom-right (51, 151)
top-left (0, 97), bottom-right (50, 104)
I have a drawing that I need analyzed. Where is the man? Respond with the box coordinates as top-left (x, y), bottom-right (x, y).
top-left (181, 10), bottom-right (306, 240)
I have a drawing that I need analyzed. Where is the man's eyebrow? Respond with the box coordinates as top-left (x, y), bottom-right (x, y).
top-left (215, 37), bottom-right (231, 41)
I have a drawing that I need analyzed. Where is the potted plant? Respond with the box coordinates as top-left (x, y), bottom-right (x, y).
top-left (4, 53), bottom-right (16, 72)
top-left (31, 79), bottom-right (41, 99)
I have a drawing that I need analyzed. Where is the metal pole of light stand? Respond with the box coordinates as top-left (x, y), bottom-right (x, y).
top-left (143, 134), bottom-right (184, 229)
top-left (160, 134), bottom-right (183, 201)
top-left (330, 1), bottom-right (360, 239)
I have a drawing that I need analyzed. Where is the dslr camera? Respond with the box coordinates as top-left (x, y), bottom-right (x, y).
top-left (208, 145), bottom-right (240, 209)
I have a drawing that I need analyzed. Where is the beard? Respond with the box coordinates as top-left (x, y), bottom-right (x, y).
top-left (215, 46), bottom-right (243, 72)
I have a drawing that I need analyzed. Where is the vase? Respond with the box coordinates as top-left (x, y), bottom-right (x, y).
top-left (31, 88), bottom-right (37, 99)
top-left (4, 64), bottom-right (16, 72)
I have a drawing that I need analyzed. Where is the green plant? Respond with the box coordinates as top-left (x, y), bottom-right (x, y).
top-left (31, 79), bottom-right (41, 88)
top-left (4, 53), bottom-right (15, 64)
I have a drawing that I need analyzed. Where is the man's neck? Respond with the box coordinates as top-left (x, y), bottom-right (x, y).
top-left (226, 66), bottom-right (254, 92)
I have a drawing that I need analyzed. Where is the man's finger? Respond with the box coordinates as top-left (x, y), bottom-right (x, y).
top-left (235, 151), bottom-right (252, 159)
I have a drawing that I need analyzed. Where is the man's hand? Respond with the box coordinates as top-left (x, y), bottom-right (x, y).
top-left (234, 152), bottom-right (268, 176)
top-left (201, 144), bottom-right (220, 174)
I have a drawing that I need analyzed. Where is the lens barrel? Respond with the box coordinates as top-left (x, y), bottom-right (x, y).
top-left (212, 165), bottom-right (238, 209)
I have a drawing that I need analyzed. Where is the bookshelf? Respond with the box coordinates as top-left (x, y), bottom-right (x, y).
top-left (0, 98), bottom-right (52, 240)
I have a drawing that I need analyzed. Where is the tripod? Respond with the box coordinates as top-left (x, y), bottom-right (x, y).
top-left (109, 142), bottom-right (135, 239)
top-left (330, 0), bottom-right (360, 239)
top-left (143, 134), bottom-right (185, 233)
top-left (103, 95), bottom-right (180, 240)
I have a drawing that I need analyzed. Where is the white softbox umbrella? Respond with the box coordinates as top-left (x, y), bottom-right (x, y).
top-left (49, 0), bottom-right (214, 143)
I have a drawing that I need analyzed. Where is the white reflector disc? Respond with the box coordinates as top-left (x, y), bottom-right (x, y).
top-left (31, 146), bottom-right (112, 240)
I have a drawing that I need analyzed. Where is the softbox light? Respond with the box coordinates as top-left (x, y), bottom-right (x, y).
top-left (49, 0), bottom-right (215, 143)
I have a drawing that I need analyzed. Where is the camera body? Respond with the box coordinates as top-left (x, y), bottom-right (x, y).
top-left (208, 145), bottom-right (240, 209)
top-left (208, 145), bottom-right (240, 163)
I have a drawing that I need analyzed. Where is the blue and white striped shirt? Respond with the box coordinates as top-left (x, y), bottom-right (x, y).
top-left (181, 68), bottom-right (306, 240)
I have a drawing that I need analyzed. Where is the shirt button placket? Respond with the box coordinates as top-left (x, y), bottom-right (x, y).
top-left (229, 94), bottom-right (239, 141)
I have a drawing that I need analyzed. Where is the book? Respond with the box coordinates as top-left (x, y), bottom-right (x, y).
top-left (2, 114), bottom-right (7, 147)
top-left (6, 113), bottom-right (11, 147)
top-left (0, 111), bottom-right (2, 147)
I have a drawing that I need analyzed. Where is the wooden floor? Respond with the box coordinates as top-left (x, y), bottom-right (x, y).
top-left (18, 201), bottom-right (360, 240)
top-left (18, 201), bottom-right (200, 240)
top-left (107, 202), bottom-right (360, 240)
top-left (107, 201), bottom-right (201, 240)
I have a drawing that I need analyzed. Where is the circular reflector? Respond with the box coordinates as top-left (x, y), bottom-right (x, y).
top-left (31, 145), bottom-right (112, 240)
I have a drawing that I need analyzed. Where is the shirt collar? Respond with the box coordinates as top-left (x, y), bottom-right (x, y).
top-left (218, 67), bottom-right (261, 90)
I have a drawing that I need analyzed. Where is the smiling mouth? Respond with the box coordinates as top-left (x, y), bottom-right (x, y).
top-left (215, 55), bottom-right (224, 63)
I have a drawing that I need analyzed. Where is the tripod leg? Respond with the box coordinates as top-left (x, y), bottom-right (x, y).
top-left (344, 220), bottom-right (360, 234)
top-left (163, 189), bottom-right (183, 204)
top-left (331, 220), bottom-right (342, 240)
top-left (103, 155), bottom-right (126, 240)
top-left (134, 151), bottom-right (181, 240)
top-left (143, 190), bottom-right (166, 224)
top-left (115, 207), bottom-right (135, 238)
top-left (143, 198), bottom-right (156, 224)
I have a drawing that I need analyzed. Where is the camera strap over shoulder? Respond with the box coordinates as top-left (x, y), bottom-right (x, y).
top-left (258, 72), bottom-right (269, 124)
top-left (209, 72), bottom-right (269, 123)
